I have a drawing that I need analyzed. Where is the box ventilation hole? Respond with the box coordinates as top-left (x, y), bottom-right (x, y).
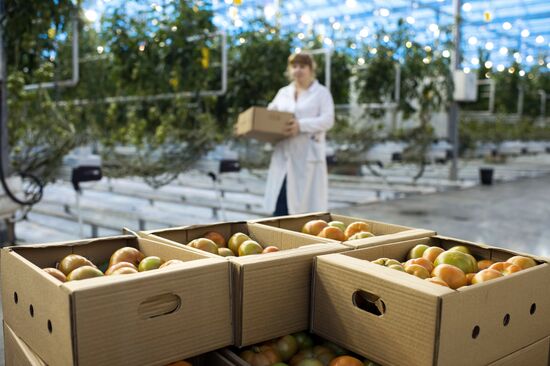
top-left (472, 325), bottom-right (480, 339)
top-left (13, 292), bottom-right (18, 304)
top-left (530, 303), bottom-right (537, 315)
top-left (48, 320), bottom-right (53, 334)
top-left (352, 290), bottom-right (386, 317)
top-left (29, 304), bottom-right (34, 317)
top-left (503, 314), bottom-right (510, 326)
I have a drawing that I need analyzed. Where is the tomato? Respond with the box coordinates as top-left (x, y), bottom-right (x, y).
top-left (240, 345), bottom-right (281, 366)
top-left (105, 262), bottom-right (137, 275)
top-left (43, 267), bottom-right (67, 282)
top-left (293, 332), bottom-right (314, 351)
top-left (290, 346), bottom-right (335, 366)
top-left (58, 254), bottom-right (96, 275)
top-left (434, 250), bottom-right (477, 274)
top-left (66, 266), bottom-right (104, 281)
top-left (203, 231), bottom-right (226, 248)
top-left (109, 247), bottom-right (145, 267)
top-left (302, 220), bottom-right (329, 236)
top-left (275, 334), bottom-right (299, 361)
top-left (431, 264), bottom-right (467, 289)
top-left (329, 355), bottom-right (363, 366)
top-left (187, 238), bottom-right (219, 255)
top-left (506, 255), bottom-right (536, 270)
top-left (344, 222), bottom-right (370, 240)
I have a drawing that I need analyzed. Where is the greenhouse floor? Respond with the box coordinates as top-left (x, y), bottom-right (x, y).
top-left (335, 173), bottom-right (550, 257)
top-left (1, 173), bottom-right (550, 362)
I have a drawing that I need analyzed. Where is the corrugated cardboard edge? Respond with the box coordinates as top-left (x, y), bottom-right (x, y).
top-left (487, 337), bottom-right (550, 366)
top-left (4, 321), bottom-right (48, 366)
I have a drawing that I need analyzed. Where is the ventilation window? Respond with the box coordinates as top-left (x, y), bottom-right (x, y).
top-left (530, 303), bottom-right (537, 315)
top-left (47, 320), bottom-right (53, 334)
top-left (503, 314), bottom-right (510, 326)
top-left (352, 290), bottom-right (386, 317)
top-left (14, 292), bottom-right (18, 304)
top-left (472, 325), bottom-right (480, 339)
top-left (29, 304), bottom-right (34, 318)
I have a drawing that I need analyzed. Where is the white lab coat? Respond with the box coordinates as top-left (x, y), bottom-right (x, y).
top-left (265, 80), bottom-right (335, 214)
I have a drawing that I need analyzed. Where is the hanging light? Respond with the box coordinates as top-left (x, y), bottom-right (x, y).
top-left (484, 61), bottom-right (493, 69)
top-left (346, 0), bottom-right (358, 8)
top-left (359, 27), bottom-right (369, 38)
top-left (423, 57), bottom-right (431, 64)
top-left (294, 47), bottom-right (302, 53)
top-left (483, 11), bottom-right (492, 22)
top-left (301, 14), bottom-right (313, 25)
top-left (519, 70), bottom-right (526, 76)
top-left (298, 33), bottom-right (305, 39)
top-left (468, 36), bottom-right (478, 45)
top-left (462, 3), bottom-right (472, 12)
top-left (264, 4), bottom-right (276, 19)
top-left (333, 22), bottom-right (341, 30)
top-left (502, 22), bottom-right (512, 30)
top-left (96, 46), bottom-right (104, 54)
top-left (526, 55), bottom-right (534, 63)
top-left (521, 29), bottom-right (530, 38)
top-left (463, 67), bottom-right (471, 73)
top-left (84, 9), bottom-right (98, 22)
top-left (536, 36), bottom-right (545, 44)
top-left (497, 64), bottom-right (505, 72)
top-left (383, 35), bottom-right (390, 42)
top-left (499, 47), bottom-right (508, 55)
top-left (406, 41), bottom-right (413, 48)
top-left (357, 57), bottom-right (365, 65)
top-left (424, 45), bottom-right (432, 52)
top-left (471, 57), bottom-right (479, 65)
top-left (379, 8), bottom-right (390, 17)
top-left (485, 42), bottom-right (494, 51)
top-left (442, 50), bottom-right (450, 58)
top-left (429, 24), bottom-right (439, 33)
top-left (406, 16), bottom-right (415, 25)
top-left (370, 48), bottom-right (378, 54)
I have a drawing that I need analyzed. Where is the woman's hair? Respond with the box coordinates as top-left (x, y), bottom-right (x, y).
top-left (286, 53), bottom-right (316, 81)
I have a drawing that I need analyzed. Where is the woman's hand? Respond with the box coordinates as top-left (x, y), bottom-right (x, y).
top-left (284, 118), bottom-right (300, 137)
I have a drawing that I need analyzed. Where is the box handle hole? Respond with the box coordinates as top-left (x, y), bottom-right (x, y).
top-left (14, 292), bottom-right (18, 304)
top-left (47, 320), bottom-right (53, 334)
top-left (29, 304), bottom-right (34, 318)
top-left (503, 314), bottom-right (510, 326)
top-left (352, 290), bottom-right (386, 317)
top-left (530, 303), bottom-right (537, 315)
top-left (138, 293), bottom-right (181, 319)
top-left (472, 325), bottom-right (480, 339)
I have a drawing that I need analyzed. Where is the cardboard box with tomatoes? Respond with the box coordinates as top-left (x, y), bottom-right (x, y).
top-left (251, 212), bottom-right (435, 249)
top-left (0, 234), bottom-right (233, 366)
top-left (3, 321), bottom-right (237, 366)
top-left (138, 221), bottom-right (350, 347)
top-left (311, 235), bottom-right (550, 366)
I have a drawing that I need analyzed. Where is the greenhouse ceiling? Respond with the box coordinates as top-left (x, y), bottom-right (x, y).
top-left (85, 0), bottom-right (549, 71)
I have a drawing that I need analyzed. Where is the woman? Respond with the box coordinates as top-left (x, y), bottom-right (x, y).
top-left (265, 53), bottom-right (335, 216)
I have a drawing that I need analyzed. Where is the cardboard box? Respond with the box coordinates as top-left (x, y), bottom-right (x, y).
top-left (251, 212), bottom-right (435, 249)
top-left (235, 106), bottom-right (293, 143)
top-left (1, 235), bottom-right (233, 366)
top-left (4, 322), bottom-right (47, 366)
top-left (488, 337), bottom-right (549, 366)
top-left (140, 221), bottom-right (349, 346)
top-left (3, 321), bottom-right (237, 366)
top-left (311, 236), bottom-right (550, 366)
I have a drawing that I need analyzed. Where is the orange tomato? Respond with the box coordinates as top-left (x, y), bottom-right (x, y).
top-left (422, 246), bottom-right (445, 263)
top-left (489, 262), bottom-right (522, 275)
top-left (329, 355), bottom-right (363, 366)
top-left (302, 220), bottom-right (328, 236)
top-left (344, 222), bottom-right (370, 240)
top-left (431, 264), bottom-right (467, 289)
top-left (477, 259), bottom-right (494, 271)
top-left (506, 255), bottom-right (537, 270)
top-left (425, 277), bottom-right (450, 287)
top-left (405, 257), bottom-right (434, 273)
top-left (318, 226), bottom-right (346, 241)
top-left (203, 231), bottom-right (226, 248)
top-left (471, 269), bottom-right (503, 284)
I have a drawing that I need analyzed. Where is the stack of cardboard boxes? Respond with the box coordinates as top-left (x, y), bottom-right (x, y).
top-left (1, 212), bottom-right (548, 365)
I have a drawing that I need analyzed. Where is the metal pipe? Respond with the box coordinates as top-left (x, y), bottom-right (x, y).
top-left (24, 14), bottom-right (79, 91)
top-left (539, 90), bottom-right (546, 117)
top-left (449, 0), bottom-right (461, 181)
